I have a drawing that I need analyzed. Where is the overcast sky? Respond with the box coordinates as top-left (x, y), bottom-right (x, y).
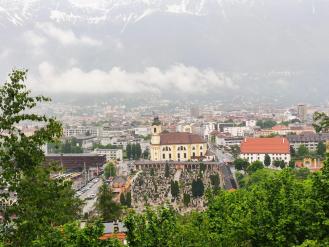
top-left (0, 0), bottom-right (329, 104)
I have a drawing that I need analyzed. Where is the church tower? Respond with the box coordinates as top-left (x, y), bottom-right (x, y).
top-left (151, 117), bottom-right (161, 145)
top-left (150, 117), bottom-right (161, 161)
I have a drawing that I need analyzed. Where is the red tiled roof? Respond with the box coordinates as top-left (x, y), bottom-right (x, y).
top-left (100, 233), bottom-right (126, 241)
top-left (160, 132), bottom-right (206, 145)
top-left (240, 137), bottom-right (290, 154)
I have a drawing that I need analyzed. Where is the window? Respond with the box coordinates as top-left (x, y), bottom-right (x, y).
top-left (192, 146), bottom-right (196, 150)
top-left (193, 152), bottom-right (195, 157)
top-left (178, 153), bottom-right (180, 159)
top-left (184, 153), bottom-right (187, 158)
top-left (169, 153), bottom-right (172, 159)
top-left (163, 154), bottom-right (165, 159)
top-left (200, 152), bottom-right (203, 156)
top-left (154, 127), bottom-right (156, 133)
top-left (200, 146), bottom-right (203, 150)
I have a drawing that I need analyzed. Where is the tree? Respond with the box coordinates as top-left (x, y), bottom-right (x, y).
top-left (125, 192), bottom-right (132, 208)
top-left (192, 178), bottom-right (204, 198)
top-left (317, 141), bottom-right (326, 157)
top-left (313, 112), bottom-right (329, 133)
top-left (143, 149), bottom-right (149, 159)
top-left (32, 221), bottom-right (123, 247)
top-left (7, 166), bottom-right (82, 246)
top-left (165, 163), bottom-right (170, 178)
top-left (247, 160), bottom-right (264, 174)
top-left (171, 180), bottom-right (179, 198)
top-left (135, 143), bottom-right (142, 159)
top-left (256, 119), bottom-right (277, 129)
top-left (290, 146), bottom-right (296, 157)
top-left (96, 181), bottom-right (121, 221)
top-left (297, 145), bottom-right (309, 157)
top-left (264, 154), bottom-right (271, 167)
top-left (273, 160), bottom-right (281, 168)
top-left (120, 193), bottom-right (126, 205)
top-left (230, 145), bottom-right (240, 159)
top-left (210, 174), bottom-right (220, 189)
top-left (104, 162), bottom-right (116, 178)
top-left (183, 194), bottom-right (191, 207)
top-left (126, 143), bottom-right (132, 160)
top-left (289, 160), bottom-right (296, 168)
top-left (279, 160), bottom-right (286, 169)
top-left (124, 207), bottom-right (178, 247)
top-left (233, 158), bottom-right (249, 172)
top-left (0, 70), bottom-right (79, 246)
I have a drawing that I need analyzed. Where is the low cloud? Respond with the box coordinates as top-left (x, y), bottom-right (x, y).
top-left (23, 31), bottom-right (47, 47)
top-left (36, 23), bottom-right (102, 46)
top-left (30, 62), bottom-right (238, 94)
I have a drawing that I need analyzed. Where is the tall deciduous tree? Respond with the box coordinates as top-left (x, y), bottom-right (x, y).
top-left (0, 70), bottom-right (80, 246)
top-left (96, 181), bottom-right (121, 221)
top-left (233, 158), bottom-right (249, 172)
top-left (317, 141), bottom-right (326, 157)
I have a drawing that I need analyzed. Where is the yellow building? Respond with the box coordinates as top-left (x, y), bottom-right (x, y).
top-left (150, 117), bottom-right (207, 161)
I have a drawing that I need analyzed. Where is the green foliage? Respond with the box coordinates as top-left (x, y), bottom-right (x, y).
top-left (48, 137), bottom-right (83, 154)
top-left (0, 70), bottom-right (79, 246)
top-left (264, 154), bottom-right (271, 167)
top-left (256, 119), bottom-right (277, 129)
top-left (6, 166), bottom-right (82, 246)
top-left (104, 162), bottom-right (116, 178)
top-left (124, 207), bottom-right (177, 247)
top-left (170, 180), bottom-right (179, 198)
top-left (120, 192), bottom-right (132, 208)
top-left (313, 112), bottom-right (329, 133)
top-left (126, 143), bottom-right (142, 160)
top-left (292, 167), bottom-right (311, 180)
top-left (210, 174), bottom-right (220, 189)
top-left (233, 158), bottom-right (249, 172)
top-left (317, 141), bottom-right (326, 157)
top-left (96, 182), bottom-right (121, 221)
top-left (32, 221), bottom-right (123, 247)
top-left (199, 163), bottom-right (206, 174)
top-left (165, 163), bottom-right (170, 178)
top-left (247, 160), bottom-right (264, 174)
top-left (142, 149), bottom-right (149, 159)
top-left (93, 143), bottom-right (122, 150)
top-left (229, 145), bottom-right (240, 159)
top-left (192, 178), bottom-right (204, 198)
top-left (125, 192), bottom-right (132, 208)
top-left (298, 145), bottom-right (310, 157)
top-left (183, 194), bottom-right (190, 207)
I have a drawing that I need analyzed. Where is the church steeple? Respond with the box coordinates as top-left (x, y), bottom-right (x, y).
top-left (151, 117), bottom-right (161, 145)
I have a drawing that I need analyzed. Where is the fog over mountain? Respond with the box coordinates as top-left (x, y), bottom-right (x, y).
top-left (0, 0), bottom-right (329, 104)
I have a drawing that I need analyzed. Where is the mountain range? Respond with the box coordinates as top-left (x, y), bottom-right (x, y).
top-left (0, 0), bottom-right (329, 105)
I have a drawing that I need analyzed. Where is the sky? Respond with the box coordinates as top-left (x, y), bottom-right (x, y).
top-left (0, 0), bottom-right (329, 104)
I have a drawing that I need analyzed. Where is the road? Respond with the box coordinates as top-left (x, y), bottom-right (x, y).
top-left (208, 143), bottom-right (237, 189)
top-left (209, 143), bottom-right (233, 163)
top-left (78, 178), bottom-right (103, 215)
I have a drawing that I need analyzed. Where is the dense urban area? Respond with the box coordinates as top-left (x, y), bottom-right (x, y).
top-left (2, 70), bottom-right (329, 246)
top-left (2, 0), bottom-right (329, 246)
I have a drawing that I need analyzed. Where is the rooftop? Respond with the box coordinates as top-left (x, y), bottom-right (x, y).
top-left (159, 132), bottom-right (206, 145)
top-left (240, 137), bottom-right (290, 154)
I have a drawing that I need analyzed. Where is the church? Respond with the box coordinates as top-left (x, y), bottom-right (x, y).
top-left (150, 117), bottom-right (207, 162)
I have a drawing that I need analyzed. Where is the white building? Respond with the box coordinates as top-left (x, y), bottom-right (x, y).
top-left (94, 148), bottom-right (123, 162)
top-left (64, 126), bottom-right (98, 137)
top-left (223, 126), bottom-right (253, 137)
top-left (240, 137), bottom-right (291, 165)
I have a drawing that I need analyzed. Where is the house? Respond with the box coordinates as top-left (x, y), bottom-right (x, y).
top-left (240, 137), bottom-right (291, 165)
top-left (99, 221), bottom-right (127, 245)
